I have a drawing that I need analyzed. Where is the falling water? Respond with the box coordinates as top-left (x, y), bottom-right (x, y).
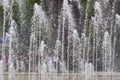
top-left (28, 33), bottom-right (36, 80)
top-left (2, 0), bottom-right (10, 71)
top-left (85, 63), bottom-right (93, 80)
top-left (102, 31), bottom-right (112, 72)
top-left (29, 2), bottom-right (50, 80)
top-left (8, 20), bottom-right (17, 80)
top-left (116, 14), bottom-right (120, 25)
top-left (1, 0), bottom-right (120, 80)
top-left (62, 0), bottom-right (75, 74)
top-left (39, 41), bottom-right (48, 80)
top-left (102, 31), bottom-right (112, 80)
top-left (2, 0), bottom-right (17, 80)
top-left (0, 60), bottom-right (3, 80)
top-left (72, 29), bottom-right (80, 72)
top-left (16, 0), bottom-right (26, 33)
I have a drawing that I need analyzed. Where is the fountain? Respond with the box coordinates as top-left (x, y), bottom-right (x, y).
top-left (85, 63), bottom-right (94, 80)
top-left (0, 60), bottom-right (3, 80)
top-left (1, 0), bottom-right (120, 80)
top-left (102, 31), bottom-right (112, 72)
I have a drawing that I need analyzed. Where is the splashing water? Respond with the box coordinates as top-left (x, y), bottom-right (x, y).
top-left (1, 0), bottom-right (120, 80)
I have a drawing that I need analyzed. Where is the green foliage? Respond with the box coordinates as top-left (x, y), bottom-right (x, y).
top-left (24, 0), bottom-right (41, 10)
top-left (82, 0), bottom-right (95, 37)
top-left (39, 25), bottom-right (57, 49)
top-left (81, 0), bottom-right (94, 19)
top-left (81, 0), bottom-right (87, 11)
top-left (13, 2), bottom-right (20, 24)
top-left (0, 5), bottom-right (3, 35)
top-left (29, 0), bottom-right (41, 4)
top-left (23, 0), bottom-right (41, 29)
top-left (10, 0), bottom-right (42, 53)
top-left (88, 0), bottom-right (94, 19)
